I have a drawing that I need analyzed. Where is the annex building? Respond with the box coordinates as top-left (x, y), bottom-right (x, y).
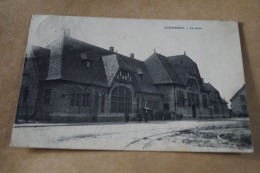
top-left (230, 84), bottom-right (248, 116)
top-left (16, 30), bottom-right (229, 122)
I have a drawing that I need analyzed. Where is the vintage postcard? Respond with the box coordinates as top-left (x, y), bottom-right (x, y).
top-left (11, 15), bottom-right (253, 152)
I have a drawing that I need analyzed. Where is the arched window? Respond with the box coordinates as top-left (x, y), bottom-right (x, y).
top-left (76, 93), bottom-right (80, 106)
top-left (70, 90), bottom-right (76, 106)
top-left (82, 92), bottom-right (91, 107)
top-left (187, 78), bottom-right (198, 90)
top-left (70, 88), bottom-right (82, 106)
top-left (111, 86), bottom-right (132, 113)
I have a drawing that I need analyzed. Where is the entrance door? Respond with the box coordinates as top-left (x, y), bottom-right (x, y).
top-left (163, 103), bottom-right (169, 111)
top-left (192, 104), bottom-right (196, 118)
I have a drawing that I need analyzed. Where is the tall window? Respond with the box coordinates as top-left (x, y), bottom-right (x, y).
top-left (76, 93), bottom-right (80, 106)
top-left (187, 92), bottom-right (191, 106)
top-left (22, 87), bottom-right (29, 104)
top-left (176, 90), bottom-right (184, 106)
top-left (202, 95), bottom-right (208, 108)
top-left (82, 92), bottom-right (90, 107)
top-left (70, 89), bottom-right (82, 107)
top-left (44, 89), bottom-right (52, 104)
top-left (70, 91), bottom-right (76, 106)
top-left (70, 89), bottom-right (92, 107)
top-left (101, 94), bottom-right (105, 113)
top-left (195, 94), bottom-right (200, 108)
top-left (153, 101), bottom-right (159, 109)
top-left (111, 86), bottom-right (132, 113)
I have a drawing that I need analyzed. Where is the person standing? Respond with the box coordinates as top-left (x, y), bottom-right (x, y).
top-left (144, 110), bottom-right (148, 123)
top-left (125, 111), bottom-right (129, 122)
top-left (137, 110), bottom-right (142, 123)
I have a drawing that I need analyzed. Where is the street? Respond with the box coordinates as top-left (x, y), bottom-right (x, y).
top-left (11, 118), bottom-right (253, 152)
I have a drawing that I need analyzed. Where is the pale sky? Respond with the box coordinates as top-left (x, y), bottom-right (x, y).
top-left (27, 15), bottom-right (246, 105)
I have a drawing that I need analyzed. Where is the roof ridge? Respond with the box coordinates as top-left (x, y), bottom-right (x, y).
top-left (154, 53), bottom-right (173, 83)
top-left (230, 84), bottom-right (246, 101)
top-left (45, 35), bottom-right (64, 48)
top-left (168, 54), bottom-right (197, 65)
top-left (64, 36), bottom-right (135, 59)
top-left (165, 56), bottom-right (183, 85)
top-left (157, 53), bottom-right (183, 84)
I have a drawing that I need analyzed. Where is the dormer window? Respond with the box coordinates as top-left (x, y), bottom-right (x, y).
top-left (136, 68), bottom-right (144, 80)
top-left (80, 53), bottom-right (87, 60)
top-left (80, 53), bottom-right (91, 68)
top-left (117, 70), bottom-right (132, 82)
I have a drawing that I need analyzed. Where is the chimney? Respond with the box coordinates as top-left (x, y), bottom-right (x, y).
top-left (64, 29), bottom-right (70, 37)
top-left (130, 53), bottom-right (134, 59)
top-left (201, 78), bottom-right (204, 83)
top-left (109, 47), bottom-right (114, 52)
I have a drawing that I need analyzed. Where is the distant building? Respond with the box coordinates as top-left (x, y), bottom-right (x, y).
top-left (203, 83), bottom-right (230, 118)
top-left (230, 85), bottom-right (248, 116)
top-left (16, 30), bottom-right (229, 123)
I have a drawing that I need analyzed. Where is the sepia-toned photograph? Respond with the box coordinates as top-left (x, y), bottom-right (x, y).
top-left (11, 15), bottom-right (253, 152)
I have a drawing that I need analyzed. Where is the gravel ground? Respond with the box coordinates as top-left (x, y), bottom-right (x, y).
top-left (11, 118), bottom-right (253, 153)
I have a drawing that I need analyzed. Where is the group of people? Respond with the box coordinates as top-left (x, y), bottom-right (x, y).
top-left (124, 108), bottom-right (149, 123)
top-left (124, 108), bottom-right (183, 123)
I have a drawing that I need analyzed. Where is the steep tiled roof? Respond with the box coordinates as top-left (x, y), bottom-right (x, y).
top-left (44, 33), bottom-right (157, 93)
top-left (144, 53), bottom-right (182, 84)
top-left (40, 32), bottom-right (221, 97)
top-left (60, 36), bottom-right (114, 87)
top-left (117, 54), bottom-right (158, 94)
top-left (102, 54), bottom-right (119, 86)
top-left (167, 55), bottom-right (203, 87)
top-left (26, 45), bottom-right (50, 80)
top-left (44, 34), bottom-right (116, 87)
top-left (203, 82), bottom-right (217, 92)
top-left (203, 82), bottom-right (223, 103)
top-left (155, 53), bottom-right (183, 85)
top-left (103, 53), bottom-right (158, 94)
